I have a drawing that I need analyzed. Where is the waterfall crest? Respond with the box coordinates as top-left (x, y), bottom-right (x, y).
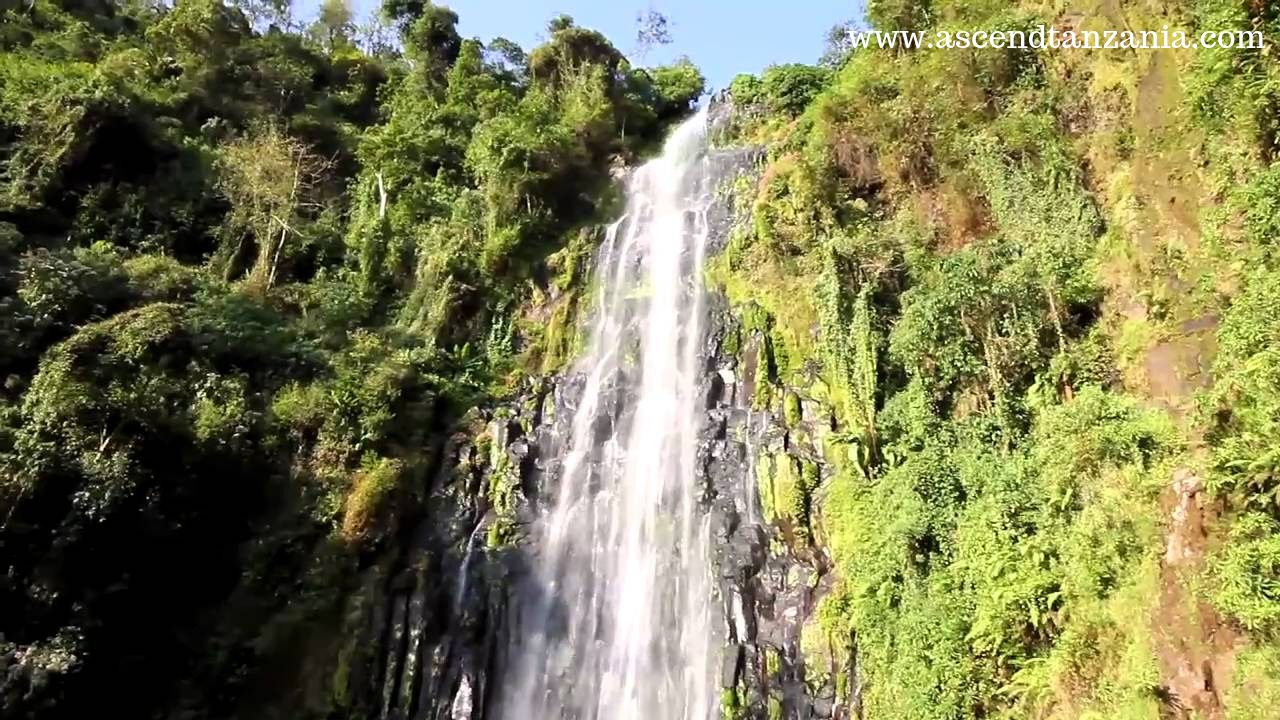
top-left (501, 107), bottom-right (720, 720)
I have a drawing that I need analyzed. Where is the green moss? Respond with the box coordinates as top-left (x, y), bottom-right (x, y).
top-left (774, 454), bottom-right (799, 529)
top-left (756, 453), bottom-right (777, 523)
top-left (764, 647), bottom-right (781, 677)
top-left (799, 617), bottom-right (833, 693)
top-left (783, 391), bottom-right (802, 426)
top-left (485, 447), bottom-right (520, 548)
top-left (331, 635), bottom-right (355, 709)
top-left (720, 687), bottom-right (742, 720)
top-left (769, 326), bottom-right (796, 379)
top-left (536, 293), bottom-right (581, 374)
top-left (707, 241), bottom-right (819, 394)
top-left (340, 455), bottom-right (403, 544)
top-left (752, 346), bottom-right (775, 411)
top-left (755, 446), bottom-right (823, 545)
top-left (722, 323), bottom-right (743, 358)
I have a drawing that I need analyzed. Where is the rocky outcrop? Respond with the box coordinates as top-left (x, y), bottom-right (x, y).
top-left (701, 297), bottom-right (848, 720)
top-left (335, 137), bottom-right (851, 720)
top-left (345, 313), bottom-right (852, 720)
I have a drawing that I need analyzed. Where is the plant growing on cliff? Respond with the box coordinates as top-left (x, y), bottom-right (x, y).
top-left (217, 125), bottom-right (334, 290)
top-left (0, 1), bottom-right (701, 716)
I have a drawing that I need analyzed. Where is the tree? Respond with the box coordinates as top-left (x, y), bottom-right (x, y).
top-left (649, 57), bottom-right (704, 120)
top-left (486, 36), bottom-right (527, 77)
top-left (310, 0), bottom-right (354, 50)
top-left (381, 0), bottom-right (423, 30)
top-left (527, 23), bottom-right (624, 85)
top-left (382, 0), bottom-right (457, 43)
top-left (866, 0), bottom-right (931, 32)
top-left (216, 125), bottom-right (333, 291)
top-left (547, 13), bottom-right (574, 34)
top-left (232, 0), bottom-right (293, 31)
top-left (820, 21), bottom-right (857, 68)
top-left (355, 14), bottom-right (398, 57)
top-left (760, 64), bottom-right (830, 116)
top-left (402, 3), bottom-right (461, 81)
top-left (634, 7), bottom-right (672, 59)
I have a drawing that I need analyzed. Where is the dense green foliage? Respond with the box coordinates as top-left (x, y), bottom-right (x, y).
top-left (716, 0), bottom-right (1280, 717)
top-left (5, 0), bottom-right (1280, 718)
top-left (0, 1), bottom-right (701, 716)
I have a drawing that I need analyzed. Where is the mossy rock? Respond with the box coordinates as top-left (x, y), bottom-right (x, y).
top-left (783, 391), bottom-right (803, 426)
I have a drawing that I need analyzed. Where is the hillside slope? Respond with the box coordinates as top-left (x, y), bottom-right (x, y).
top-left (3, 0), bottom-right (1280, 719)
top-left (0, 2), bottom-right (701, 716)
top-left (712, 0), bottom-right (1280, 717)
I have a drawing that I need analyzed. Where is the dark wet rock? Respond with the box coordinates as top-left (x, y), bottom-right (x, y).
top-left (338, 130), bottom-right (851, 720)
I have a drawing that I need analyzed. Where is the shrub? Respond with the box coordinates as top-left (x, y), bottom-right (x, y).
top-left (1215, 513), bottom-right (1280, 633)
top-left (1208, 269), bottom-right (1280, 508)
top-left (649, 57), bottom-right (705, 120)
top-left (340, 454), bottom-right (403, 544)
top-left (729, 72), bottom-right (763, 106)
top-left (17, 243), bottom-right (133, 336)
top-left (760, 64), bottom-right (830, 117)
top-left (867, 0), bottom-right (933, 32)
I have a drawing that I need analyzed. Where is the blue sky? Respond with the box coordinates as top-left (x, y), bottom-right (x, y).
top-left (340, 1), bottom-right (864, 90)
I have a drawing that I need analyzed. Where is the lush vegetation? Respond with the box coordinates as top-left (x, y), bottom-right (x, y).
top-left (5, 0), bottom-right (1280, 718)
top-left (0, 1), bottom-right (701, 716)
top-left (717, 0), bottom-right (1280, 717)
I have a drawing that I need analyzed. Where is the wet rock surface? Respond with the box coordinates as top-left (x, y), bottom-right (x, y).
top-left (346, 309), bottom-right (852, 719)
top-left (700, 297), bottom-right (849, 720)
top-left (342, 140), bottom-right (852, 720)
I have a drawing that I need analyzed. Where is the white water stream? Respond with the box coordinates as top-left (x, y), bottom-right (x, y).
top-left (501, 107), bottom-right (719, 720)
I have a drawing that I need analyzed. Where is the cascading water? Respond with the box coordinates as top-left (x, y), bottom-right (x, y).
top-left (501, 107), bottom-right (720, 720)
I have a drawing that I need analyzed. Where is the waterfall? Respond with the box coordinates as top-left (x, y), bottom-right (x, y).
top-left (453, 516), bottom-right (485, 615)
top-left (743, 410), bottom-right (761, 527)
top-left (501, 107), bottom-right (719, 720)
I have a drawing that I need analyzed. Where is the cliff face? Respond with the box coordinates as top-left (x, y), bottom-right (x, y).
top-left (702, 296), bottom-right (849, 720)
top-left (351, 319), bottom-right (852, 720)
top-left (0, 7), bottom-right (708, 717)
top-left (328, 139), bottom-right (858, 720)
